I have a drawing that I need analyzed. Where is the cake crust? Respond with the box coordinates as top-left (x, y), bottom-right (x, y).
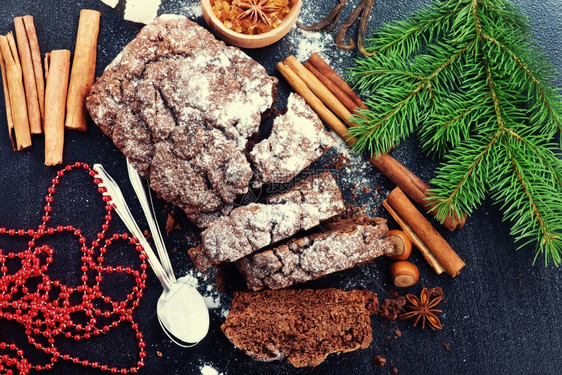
top-left (237, 215), bottom-right (393, 290)
top-left (189, 171), bottom-right (345, 270)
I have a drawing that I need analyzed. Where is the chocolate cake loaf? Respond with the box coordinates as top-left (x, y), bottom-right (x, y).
top-left (189, 172), bottom-right (345, 271)
top-left (250, 93), bottom-right (336, 188)
top-left (86, 15), bottom-right (277, 224)
top-left (221, 288), bottom-right (377, 367)
top-left (237, 215), bottom-right (393, 290)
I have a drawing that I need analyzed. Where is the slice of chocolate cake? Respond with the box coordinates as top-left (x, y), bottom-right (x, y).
top-left (250, 93), bottom-right (336, 188)
top-left (86, 15), bottom-right (277, 223)
top-left (237, 215), bottom-right (393, 290)
top-left (221, 288), bottom-right (377, 367)
top-left (189, 171), bottom-right (345, 271)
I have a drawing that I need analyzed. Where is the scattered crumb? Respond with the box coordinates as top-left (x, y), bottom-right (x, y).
top-left (343, 203), bottom-right (369, 218)
top-left (324, 152), bottom-right (351, 170)
top-left (156, 351), bottom-right (163, 357)
top-left (392, 367), bottom-right (399, 374)
top-left (373, 355), bottom-right (386, 368)
top-left (428, 286), bottom-right (444, 299)
top-left (166, 212), bottom-right (181, 235)
top-left (395, 328), bottom-right (402, 338)
top-left (443, 343), bottom-right (450, 351)
top-left (143, 229), bottom-right (150, 239)
top-left (379, 296), bottom-right (406, 323)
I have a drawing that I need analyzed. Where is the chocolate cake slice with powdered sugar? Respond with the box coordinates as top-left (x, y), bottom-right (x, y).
top-left (250, 93), bottom-right (336, 188)
top-left (86, 15), bottom-right (277, 224)
top-left (189, 171), bottom-right (345, 271)
top-left (237, 215), bottom-right (393, 291)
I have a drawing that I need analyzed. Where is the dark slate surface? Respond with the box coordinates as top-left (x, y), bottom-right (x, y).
top-left (0, 0), bottom-right (560, 374)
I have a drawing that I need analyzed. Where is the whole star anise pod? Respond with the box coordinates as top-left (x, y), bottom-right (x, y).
top-left (234, 0), bottom-right (281, 28)
top-left (399, 287), bottom-right (443, 329)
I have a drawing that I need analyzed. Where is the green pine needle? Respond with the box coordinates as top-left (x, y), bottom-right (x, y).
top-left (349, 0), bottom-right (562, 266)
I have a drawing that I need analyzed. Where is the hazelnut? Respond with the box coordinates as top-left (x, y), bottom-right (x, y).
top-left (386, 229), bottom-right (412, 260)
top-left (390, 261), bottom-right (419, 287)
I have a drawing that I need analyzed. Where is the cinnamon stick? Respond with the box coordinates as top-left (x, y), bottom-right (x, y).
top-left (22, 15), bottom-right (45, 123)
top-left (386, 187), bottom-right (465, 277)
top-left (307, 52), bottom-right (367, 110)
top-left (44, 50), bottom-right (71, 166)
top-left (14, 16), bottom-right (42, 134)
top-left (370, 154), bottom-right (465, 230)
top-left (65, 9), bottom-right (100, 131)
top-left (284, 55), bottom-right (355, 127)
top-left (383, 199), bottom-right (446, 275)
top-left (0, 44), bottom-right (15, 149)
top-left (304, 61), bottom-right (359, 115)
top-left (277, 61), bottom-right (356, 146)
top-left (0, 34), bottom-right (31, 150)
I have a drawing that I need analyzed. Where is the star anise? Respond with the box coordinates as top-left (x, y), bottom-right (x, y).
top-left (234, 0), bottom-right (281, 28)
top-left (399, 287), bottom-right (443, 330)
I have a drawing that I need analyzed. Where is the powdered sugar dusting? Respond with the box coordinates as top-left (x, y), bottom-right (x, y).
top-left (327, 134), bottom-right (389, 220)
top-left (288, 28), bottom-right (335, 62)
top-left (251, 93), bottom-right (336, 187)
top-left (193, 172), bottom-right (345, 270)
top-left (182, 2), bottom-right (203, 19)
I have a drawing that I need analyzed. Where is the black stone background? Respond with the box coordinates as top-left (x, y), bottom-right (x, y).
top-left (0, 0), bottom-right (560, 374)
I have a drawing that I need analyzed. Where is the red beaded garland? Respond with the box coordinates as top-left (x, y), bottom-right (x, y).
top-left (0, 163), bottom-right (147, 374)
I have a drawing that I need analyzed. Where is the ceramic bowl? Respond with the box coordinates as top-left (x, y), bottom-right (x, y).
top-left (201, 0), bottom-right (302, 48)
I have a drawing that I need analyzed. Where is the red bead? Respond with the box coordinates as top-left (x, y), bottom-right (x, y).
top-left (0, 164), bottom-right (148, 374)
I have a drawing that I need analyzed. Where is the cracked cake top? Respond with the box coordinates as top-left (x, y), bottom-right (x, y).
top-left (86, 15), bottom-right (278, 220)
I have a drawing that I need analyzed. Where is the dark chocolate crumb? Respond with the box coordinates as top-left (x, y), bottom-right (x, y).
top-left (165, 212), bottom-right (181, 235)
top-left (373, 355), bottom-right (386, 368)
top-left (443, 343), bottom-right (450, 351)
top-left (428, 286), bottom-right (444, 299)
top-left (379, 296), bottom-right (406, 322)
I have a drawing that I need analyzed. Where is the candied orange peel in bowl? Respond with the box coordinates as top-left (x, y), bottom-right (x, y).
top-left (201, 0), bottom-right (302, 48)
top-left (211, 0), bottom-right (293, 35)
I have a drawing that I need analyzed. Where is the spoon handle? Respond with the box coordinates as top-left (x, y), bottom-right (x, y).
top-left (126, 161), bottom-right (176, 282)
top-left (93, 164), bottom-right (174, 291)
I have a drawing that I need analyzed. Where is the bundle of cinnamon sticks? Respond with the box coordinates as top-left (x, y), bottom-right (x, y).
top-left (0, 9), bottom-right (100, 165)
top-left (277, 53), bottom-right (465, 277)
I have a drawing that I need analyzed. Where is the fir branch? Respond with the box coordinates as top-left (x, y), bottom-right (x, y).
top-left (364, 1), bottom-right (470, 57)
top-left (351, 0), bottom-right (562, 265)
